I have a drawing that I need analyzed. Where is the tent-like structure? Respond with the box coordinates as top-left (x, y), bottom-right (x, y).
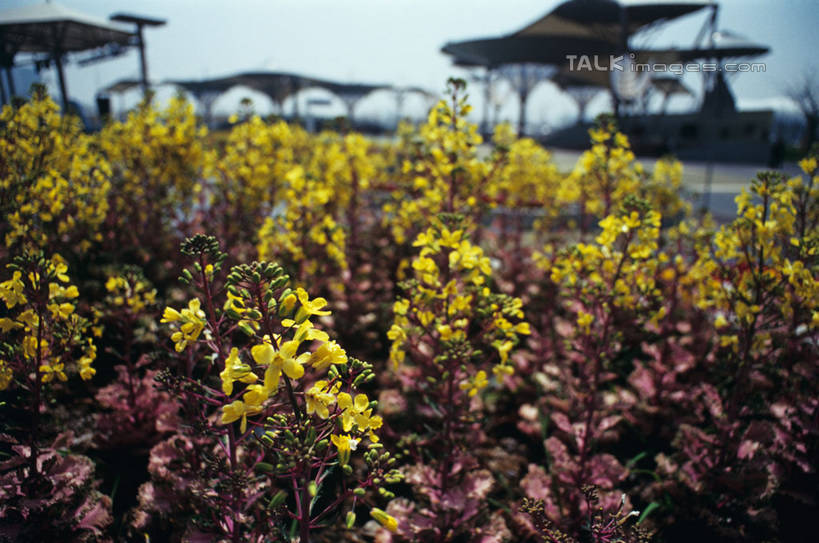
top-left (170, 71), bottom-right (391, 126)
top-left (0, 1), bottom-right (134, 107)
top-left (442, 0), bottom-right (710, 68)
top-left (440, 0), bottom-right (712, 133)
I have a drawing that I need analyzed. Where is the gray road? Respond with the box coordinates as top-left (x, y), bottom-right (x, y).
top-left (548, 148), bottom-right (805, 221)
top-left (372, 135), bottom-right (805, 222)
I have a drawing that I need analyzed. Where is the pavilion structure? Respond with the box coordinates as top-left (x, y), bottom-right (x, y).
top-left (440, 0), bottom-right (715, 134)
top-left (0, 1), bottom-right (164, 109)
top-left (169, 71), bottom-right (413, 128)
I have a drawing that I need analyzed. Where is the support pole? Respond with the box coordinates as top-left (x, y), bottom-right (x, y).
top-left (615, 4), bottom-right (629, 123)
top-left (517, 65), bottom-right (528, 136)
top-left (54, 51), bottom-right (69, 110)
top-left (394, 89), bottom-right (405, 130)
top-left (50, 24), bottom-right (69, 111)
top-left (5, 67), bottom-right (15, 97)
top-left (518, 88), bottom-right (528, 137)
top-left (0, 74), bottom-right (7, 105)
top-left (291, 79), bottom-right (301, 122)
top-left (482, 68), bottom-right (491, 137)
top-left (344, 99), bottom-right (356, 127)
top-left (136, 24), bottom-right (149, 97)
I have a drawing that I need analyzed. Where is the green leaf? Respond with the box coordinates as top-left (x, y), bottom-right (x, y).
top-left (638, 502), bottom-right (660, 524)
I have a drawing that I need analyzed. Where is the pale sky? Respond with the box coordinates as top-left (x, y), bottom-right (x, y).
top-left (4, 0), bottom-right (818, 129)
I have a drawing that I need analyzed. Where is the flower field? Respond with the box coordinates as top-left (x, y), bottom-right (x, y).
top-left (0, 80), bottom-right (817, 543)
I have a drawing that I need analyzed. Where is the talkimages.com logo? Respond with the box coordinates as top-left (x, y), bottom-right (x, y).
top-left (567, 53), bottom-right (766, 75)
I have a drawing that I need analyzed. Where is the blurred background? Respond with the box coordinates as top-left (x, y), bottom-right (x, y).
top-left (2, 0), bottom-right (817, 203)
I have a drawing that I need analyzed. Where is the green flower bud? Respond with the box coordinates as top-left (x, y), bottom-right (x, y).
top-left (268, 490), bottom-right (287, 509)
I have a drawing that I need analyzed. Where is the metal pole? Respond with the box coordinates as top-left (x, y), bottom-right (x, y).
top-left (482, 68), bottom-right (491, 137)
top-left (701, 3), bottom-right (719, 216)
top-left (5, 67), bottom-right (15, 96)
top-left (291, 79), bottom-right (301, 122)
top-left (136, 24), bottom-right (149, 96)
top-left (345, 99), bottom-right (356, 126)
top-left (50, 24), bottom-right (69, 110)
top-left (394, 89), bottom-right (405, 130)
top-left (54, 51), bottom-right (69, 110)
top-left (0, 70), bottom-right (7, 105)
top-left (517, 65), bottom-right (527, 136)
top-left (615, 4), bottom-right (629, 123)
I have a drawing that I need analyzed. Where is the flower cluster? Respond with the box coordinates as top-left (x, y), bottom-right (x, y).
top-left (143, 235), bottom-right (400, 540)
top-left (206, 115), bottom-right (309, 250)
top-left (384, 215), bottom-right (530, 538)
top-left (0, 88), bottom-right (111, 251)
top-left (0, 253), bottom-right (108, 541)
top-left (1, 85), bottom-right (817, 543)
top-left (99, 95), bottom-right (206, 264)
top-left (382, 79), bottom-right (499, 245)
top-left (0, 252), bottom-right (97, 386)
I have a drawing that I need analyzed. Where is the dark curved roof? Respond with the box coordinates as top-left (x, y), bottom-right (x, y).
top-left (514, 0), bottom-right (709, 39)
top-left (442, 35), bottom-right (618, 68)
top-left (168, 76), bottom-right (239, 97)
top-left (0, 2), bottom-right (133, 54)
top-left (442, 0), bottom-right (710, 69)
top-left (168, 71), bottom-right (388, 105)
top-left (633, 31), bottom-right (769, 64)
top-left (103, 78), bottom-right (143, 94)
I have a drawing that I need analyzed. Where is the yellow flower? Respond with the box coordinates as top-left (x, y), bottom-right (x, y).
top-left (437, 324), bottom-right (453, 341)
top-left (79, 360), bottom-right (96, 380)
top-left (78, 340), bottom-right (97, 381)
top-left (40, 362), bottom-right (67, 383)
top-left (292, 319), bottom-right (329, 343)
top-left (336, 391), bottom-right (382, 441)
top-left (370, 507), bottom-right (398, 533)
top-left (459, 370), bottom-right (489, 397)
top-left (47, 302), bottom-right (74, 319)
top-left (337, 392), bottom-right (372, 432)
top-left (417, 310), bottom-right (435, 327)
top-left (309, 340), bottom-right (348, 371)
top-left (295, 287), bottom-right (331, 322)
top-left (495, 340), bottom-right (513, 364)
top-left (0, 360), bottom-right (13, 390)
top-left (251, 337), bottom-right (308, 392)
top-left (0, 318), bottom-right (21, 333)
top-left (393, 299), bottom-right (410, 316)
top-left (0, 271), bottom-right (26, 309)
top-left (242, 383), bottom-right (269, 409)
top-left (799, 156), bottom-right (817, 175)
top-left (305, 380), bottom-right (339, 419)
top-left (280, 292), bottom-right (297, 315)
top-left (162, 299), bottom-right (206, 352)
top-left (514, 322), bottom-right (531, 335)
top-left (577, 311), bottom-right (594, 334)
top-left (331, 433), bottom-right (359, 465)
top-left (219, 347), bottom-right (258, 395)
top-left (221, 399), bottom-right (261, 433)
